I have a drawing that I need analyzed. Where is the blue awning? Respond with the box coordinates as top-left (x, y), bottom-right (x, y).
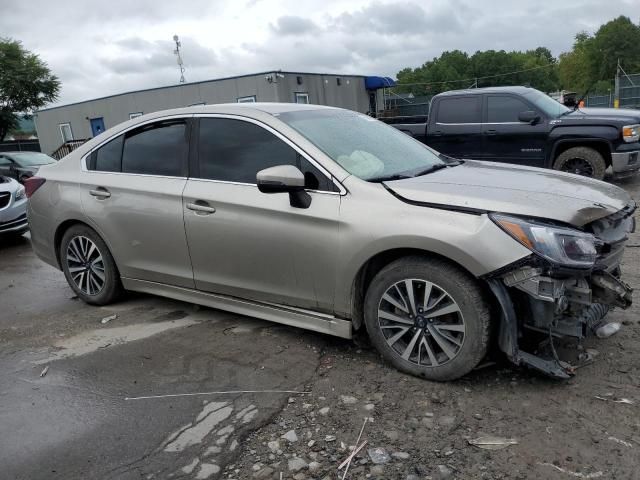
top-left (365, 76), bottom-right (396, 89)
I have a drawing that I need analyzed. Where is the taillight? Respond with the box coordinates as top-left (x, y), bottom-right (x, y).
top-left (24, 176), bottom-right (46, 198)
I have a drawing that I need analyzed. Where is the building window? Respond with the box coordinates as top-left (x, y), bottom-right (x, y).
top-left (59, 123), bottom-right (73, 143)
top-left (129, 112), bottom-right (143, 120)
top-left (336, 78), bottom-right (342, 86)
top-left (237, 96), bottom-right (256, 103)
top-left (295, 93), bottom-right (309, 104)
top-left (296, 76), bottom-right (303, 85)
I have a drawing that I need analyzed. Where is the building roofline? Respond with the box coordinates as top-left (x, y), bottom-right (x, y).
top-left (36, 70), bottom-right (368, 113)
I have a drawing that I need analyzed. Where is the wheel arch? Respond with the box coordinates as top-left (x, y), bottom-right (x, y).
top-left (349, 248), bottom-right (482, 331)
top-left (549, 138), bottom-right (613, 169)
top-left (53, 219), bottom-right (118, 271)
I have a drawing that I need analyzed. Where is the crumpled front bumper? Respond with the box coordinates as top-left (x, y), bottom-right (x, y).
top-left (486, 266), bottom-right (633, 379)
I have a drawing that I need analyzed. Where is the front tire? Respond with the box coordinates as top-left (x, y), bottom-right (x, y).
top-left (60, 225), bottom-right (123, 305)
top-left (364, 256), bottom-right (491, 381)
top-left (552, 146), bottom-right (606, 180)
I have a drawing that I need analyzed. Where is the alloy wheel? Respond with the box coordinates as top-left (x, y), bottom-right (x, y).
top-left (377, 278), bottom-right (465, 367)
top-left (561, 157), bottom-right (594, 177)
top-left (66, 236), bottom-right (106, 295)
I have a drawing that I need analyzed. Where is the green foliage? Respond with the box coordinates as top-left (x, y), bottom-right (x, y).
top-left (396, 16), bottom-right (640, 98)
top-left (396, 48), bottom-right (558, 96)
top-left (0, 38), bottom-right (60, 140)
top-left (558, 17), bottom-right (640, 93)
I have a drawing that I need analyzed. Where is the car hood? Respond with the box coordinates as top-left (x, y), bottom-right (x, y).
top-left (383, 160), bottom-right (633, 226)
top-left (561, 108), bottom-right (640, 124)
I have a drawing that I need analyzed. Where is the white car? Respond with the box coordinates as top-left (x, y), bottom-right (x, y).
top-left (0, 176), bottom-right (28, 237)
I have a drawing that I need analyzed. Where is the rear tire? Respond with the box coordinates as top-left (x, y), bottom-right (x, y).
top-left (60, 225), bottom-right (123, 305)
top-left (364, 256), bottom-right (491, 381)
top-left (552, 147), bottom-right (606, 180)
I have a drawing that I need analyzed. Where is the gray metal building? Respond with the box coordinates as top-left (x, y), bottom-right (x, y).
top-left (35, 71), bottom-right (387, 155)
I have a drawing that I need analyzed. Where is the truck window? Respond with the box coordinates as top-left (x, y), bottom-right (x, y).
top-left (435, 97), bottom-right (481, 124)
top-left (487, 96), bottom-right (530, 123)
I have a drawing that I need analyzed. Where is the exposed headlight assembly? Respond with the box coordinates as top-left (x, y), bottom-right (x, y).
top-left (14, 185), bottom-right (26, 201)
top-left (491, 214), bottom-right (601, 268)
top-left (622, 124), bottom-right (640, 143)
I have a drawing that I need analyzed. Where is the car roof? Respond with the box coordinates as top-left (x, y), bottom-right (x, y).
top-left (435, 86), bottom-right (535, 97)
top-left (159, 102), bottom-right (338, 116)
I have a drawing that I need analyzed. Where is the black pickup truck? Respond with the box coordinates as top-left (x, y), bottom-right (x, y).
top-left (382, 86), bottom-right (640, 180)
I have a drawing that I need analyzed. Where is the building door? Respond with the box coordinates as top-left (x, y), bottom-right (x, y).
top-left (90, 117), bottom-right (106, 137)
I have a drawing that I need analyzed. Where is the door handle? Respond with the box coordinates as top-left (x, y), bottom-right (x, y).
top-left (186, 202), bottom-right (216, 214)
top-left (89, 188), bottom-right (111, 199)
top-left (431, 130), bottom-right (444, 136)
top-left (484, 129), bottom-right (498, 136)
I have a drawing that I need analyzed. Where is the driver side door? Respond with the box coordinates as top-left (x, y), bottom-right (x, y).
top-left (482, 94), bottom-right (547, 167)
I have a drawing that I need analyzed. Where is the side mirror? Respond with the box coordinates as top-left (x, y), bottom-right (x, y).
top-left (518, 110), bottom-right (540, 124)
top-left (257, 165), bottom-right (311, 209)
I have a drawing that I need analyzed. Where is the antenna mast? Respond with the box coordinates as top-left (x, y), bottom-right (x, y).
top-left (173, 35), bottom-right (186, 84)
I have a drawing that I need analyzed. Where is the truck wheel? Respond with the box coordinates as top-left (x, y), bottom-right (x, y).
top-left (364, 256), bottom-right (491, 381)
top-left (553, 147), bottom-right (606, 180)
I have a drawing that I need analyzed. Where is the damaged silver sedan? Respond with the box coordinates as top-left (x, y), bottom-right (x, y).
top-left (27, 104), bottom-right (635, 381)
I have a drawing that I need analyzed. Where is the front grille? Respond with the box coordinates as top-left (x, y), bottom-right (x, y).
top-left (0, 192), bottom-right (10, 209)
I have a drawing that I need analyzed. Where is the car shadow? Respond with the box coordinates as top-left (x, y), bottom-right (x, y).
top-left (0, 232), bottom-right (30, 251)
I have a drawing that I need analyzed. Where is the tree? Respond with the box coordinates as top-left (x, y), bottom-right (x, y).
top-left (0, 39), bottom-right (60, 141)
top-left (396, 48), bottom-right (558, 96)
top-left (558, 32), bottom-right (593, 93)
top-left (590, 16), bottom-right (640, 79)
top-left (558, 17), bottom-right (640, 93)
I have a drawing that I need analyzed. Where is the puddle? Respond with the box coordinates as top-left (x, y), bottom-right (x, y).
top-left (36, 316), bottom-right (203, 364)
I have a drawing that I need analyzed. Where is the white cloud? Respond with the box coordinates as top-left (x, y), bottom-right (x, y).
top-left (1, 0), bottom-right (637, 106)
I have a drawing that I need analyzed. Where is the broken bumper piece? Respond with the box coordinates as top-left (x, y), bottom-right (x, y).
top-left (487, 265), bottom-right (633, 379)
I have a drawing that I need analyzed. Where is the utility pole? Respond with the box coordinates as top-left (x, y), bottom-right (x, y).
top-left (614, 58), bottom-right (620, 108)
top-left (173, 35), bottom-right (186, 84)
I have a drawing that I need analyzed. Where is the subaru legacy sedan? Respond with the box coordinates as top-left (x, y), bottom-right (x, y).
top-left (26, 104), bottom-right (635, 380)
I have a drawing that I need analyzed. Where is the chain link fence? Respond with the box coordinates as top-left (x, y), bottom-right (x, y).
top-left (619, 73), bottom-right (640, 109)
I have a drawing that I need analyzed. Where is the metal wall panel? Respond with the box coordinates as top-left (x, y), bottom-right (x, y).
top-left (35, 72), bottom-right (371, 154)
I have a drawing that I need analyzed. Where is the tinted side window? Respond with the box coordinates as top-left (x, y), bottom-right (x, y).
top-left (487, 96), bottom-right (530, 123)
top-left (197, 118), bottom-right (336, 191)
top-left (121, 121), bottom-right (187, 176)
top-left (91, 135), bottom-right (123, 172)
top-left (435, 97), bottom-right (482, 123)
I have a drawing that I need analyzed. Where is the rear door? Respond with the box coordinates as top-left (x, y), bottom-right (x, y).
top-left (182, 115), bottom-right (341, 312)
top-left (483, 94), bottom-right (547, 166)
top-left (426, 96), bottom-right (483, 159)
top-left (81, 117), bottom-right (195, 288)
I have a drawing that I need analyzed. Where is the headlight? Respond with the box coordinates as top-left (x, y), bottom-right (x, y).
top-left (622, 124), bottom-right (640, 143)
top-left (491, 214), bottom-right (601, 268)
top-left (15, 186), bottom-right (26, 201)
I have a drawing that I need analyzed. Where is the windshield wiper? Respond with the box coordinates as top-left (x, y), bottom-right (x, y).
top-left (412, 163), bottom-right (450, 177)
top-left (367, 173), bottom-right (412, 183)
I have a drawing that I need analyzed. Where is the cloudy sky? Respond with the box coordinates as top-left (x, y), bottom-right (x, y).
top-left (1, 0), bottom-right (638, 106)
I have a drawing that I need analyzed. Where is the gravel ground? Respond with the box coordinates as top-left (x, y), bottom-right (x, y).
top-left (0, 174), bottom-right (638, 480)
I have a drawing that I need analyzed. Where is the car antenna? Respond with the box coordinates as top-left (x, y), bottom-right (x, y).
top-left (573, 85), bottom-right (591, 111)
